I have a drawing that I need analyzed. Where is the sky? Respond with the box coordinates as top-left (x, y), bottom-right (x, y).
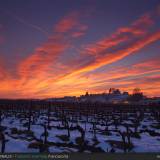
top-left (0, 0), bottom-right (160, 98)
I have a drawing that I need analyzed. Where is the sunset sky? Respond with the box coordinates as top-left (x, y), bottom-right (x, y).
top-left (0, 0), bottom-right (160, 98)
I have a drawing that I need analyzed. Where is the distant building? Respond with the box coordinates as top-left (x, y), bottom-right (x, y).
top-left (79, 89), bottom-right (129, 103)
top-left (80, 93), bottom-right (108, 103)
top-left (45, 88), bottom-right (159, 105)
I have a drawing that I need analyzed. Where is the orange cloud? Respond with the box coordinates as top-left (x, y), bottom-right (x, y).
top-left (72, 31), bottom-right (86, 38)
top-left (18, 11), bottom-right (87, 81)
top-left (54, 12), bottom-right (79, 33)
top-left (54, 12), bottom-right (88, 34)
top-left (17, 9), bottom-right (160, 98)
top-left (0, 8), bottom-right (160, 98)
top-left (0, 11), bottom-right (88, 98)
top-left (60, 15), bottom-right (160, 77)
top-left (39, 55), bottom-right (160, 98)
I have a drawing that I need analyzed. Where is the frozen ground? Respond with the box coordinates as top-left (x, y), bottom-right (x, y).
top-left (0, 109), bottom-right (160, 153)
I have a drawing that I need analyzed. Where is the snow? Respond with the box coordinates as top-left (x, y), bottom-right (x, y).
top-left (1, 109), bottom-right (160, 153)
top-left (5, 137), bottom-right (37, 153)
top-left (132, 133), bottom-right (160, 152)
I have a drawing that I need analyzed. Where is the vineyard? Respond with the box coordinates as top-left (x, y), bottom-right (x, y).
top-left (0, 100), bottom-right (160, 153)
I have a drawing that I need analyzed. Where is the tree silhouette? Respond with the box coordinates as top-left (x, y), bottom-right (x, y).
top-left (128, 88), bottom-right (143, 102)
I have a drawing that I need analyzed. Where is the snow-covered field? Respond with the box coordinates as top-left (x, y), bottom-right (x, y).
top-left (0, 106), bottom-right (160, 153)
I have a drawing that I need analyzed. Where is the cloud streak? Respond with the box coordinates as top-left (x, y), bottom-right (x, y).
top-left (0, 6), bottom-right (160, 98)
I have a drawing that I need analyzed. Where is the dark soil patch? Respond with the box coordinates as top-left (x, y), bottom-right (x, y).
top-left (107, 140), bottom-right (134, 151)
top-left (56, 135), bottom-right (70, 142)
top-left (131, 132), bottom-right (141, 139)
top-left (11, 128), bottom-right (34, 136)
